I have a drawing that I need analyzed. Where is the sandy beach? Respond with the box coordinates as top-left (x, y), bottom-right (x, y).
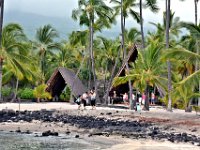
top-left (0, 102), bottom-right (200, 150)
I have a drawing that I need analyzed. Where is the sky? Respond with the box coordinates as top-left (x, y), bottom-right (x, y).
top-left (5, 0), bottom-right (199, 21)
top-left (4, 0), bottom-right (200, 38)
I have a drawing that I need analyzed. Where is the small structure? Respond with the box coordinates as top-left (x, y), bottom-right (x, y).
top-left (46, 67), bottom-right (87, 98)
top-left (109, 45), bottom-right (138, 97)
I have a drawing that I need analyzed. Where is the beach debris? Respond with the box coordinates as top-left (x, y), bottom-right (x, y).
top-left (16, 127), bottom-right (21, 133)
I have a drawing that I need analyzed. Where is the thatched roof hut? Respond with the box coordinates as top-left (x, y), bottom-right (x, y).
top-left (46, 67), bottom-right (87, 98)
top-left (109, 45), bottom-right (138, 96)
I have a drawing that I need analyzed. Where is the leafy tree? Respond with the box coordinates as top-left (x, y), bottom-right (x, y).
top-left (114, 40), bottom-right (167, 110)
top-left (110, 0), bottom-right (140, 26)
top-left (33, 84), bottom-right (51, 103)
top-left (96, 36), bottom-right (121, 103)
top-left (33, 24), bottom-right (60, 83)
top-left (0, 23), bottom-right (31, 102)
top-left (149, 11), bottom-right (182, 44)
top-left (165, 0), bottom-right (186, 111)
top-left (164, 38), bottom-right (200, 106)
top-left (72, 0), bottom-right (115, 101)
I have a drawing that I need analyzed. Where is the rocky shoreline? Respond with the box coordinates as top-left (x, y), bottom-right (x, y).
top-left (0, 108), bottom-right (199, 147)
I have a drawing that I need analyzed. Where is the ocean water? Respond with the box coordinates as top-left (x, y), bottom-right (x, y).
top-left (0, 132), bottom-right (111, 150)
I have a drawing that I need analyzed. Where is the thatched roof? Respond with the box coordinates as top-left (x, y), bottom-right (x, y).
top-left (46, 67), bottom-right (87, 97)
top-left (110, 45), bottom-right (138, 96)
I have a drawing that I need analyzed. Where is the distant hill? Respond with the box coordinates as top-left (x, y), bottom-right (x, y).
top-left (3, 11), bottom-right (154, 40)
top-left (4, 11), bottom-right (80, 39)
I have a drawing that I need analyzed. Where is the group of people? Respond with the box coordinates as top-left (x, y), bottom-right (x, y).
top-left (75, 89), bottom-right (96, 110)
top-left (122, 92), bottom-right (156, 106)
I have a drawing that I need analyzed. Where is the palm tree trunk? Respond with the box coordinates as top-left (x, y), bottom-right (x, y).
top-left (90, 19), bottom-right (99, 103)
top-left (194, 0), bottom-right (200, 106)
top-left (12, 78), bottom-right (19, 102)
top-left (121, 0), bottom-right (133, 110)
top-left (194, 0), bottom-right (198, 25)
top-left (144, 84), bottom-right (150, 111)
top-left (103, 64), bottom-right (108, 94)
top-left (104, 46), bottom-right (121, 104)
top-left (0, 60), bottom-right (3, 102)
top-left (0, 0), bottom-right (4, 40)
top-left (166, 0), bottom-right (172, 111)
top-left (197, 41), bottom-right (200, 106)
top-left (140, 0), bottom-right (145, 49)
top-left (195, 0), bottom-right (198, 72)
top-left (41, 52), bottom-right (45, 84)
top-left (88, 57), bottom-right (91, 90)
top-left (0, 0), bottom-right (4, 102)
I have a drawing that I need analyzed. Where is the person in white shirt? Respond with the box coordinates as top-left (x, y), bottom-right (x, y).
top-left (123, 93), bottom-right (128, 105)
top-left (82, 92), bottom-right (88, 109)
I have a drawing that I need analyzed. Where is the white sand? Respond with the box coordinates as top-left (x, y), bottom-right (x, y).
top-left (106, 139), bottom-right (200, 150)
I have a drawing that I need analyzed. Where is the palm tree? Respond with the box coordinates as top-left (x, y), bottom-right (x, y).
top-left (111, 0), bottom-right (140, 27)
top-left (113, 40), bottom-right (167, 110)
top-left (148, 10), bottom-right (182, 111)
top-left (34, 24), bottom-right (60, 83)
top-left (150, 11), bottom-right (182, 41)
top-left (69, 30), bottom-right (92, 89)
top-left (139, 0), bottom-right (159, 48)
top-left (0, 23), bottom-right (30, 102)
top-left (165, 0), bottom-right (186, 111)
top-left (96, 37), bottom-right (121, 103)
top-left (0, 0), bottom-right (4, 44)
top-left (120, 0), bottom-right (133, 109)
top-left (72, 0), bottom-right (114, 102)
top-left (124, 28), bottom-right (141, 48)
top-left (109, 0), bottom-right (140, 109)
top-left (182, 22), bottom-right (200, 105)
top-left (0, 0), bottom-right (4, 102)
top-left (193, 0), bottom-right (200, 105)
top-left (164, 42), bottom-right (200, 108)
top-left (172, 80), bottom-right (200, 111)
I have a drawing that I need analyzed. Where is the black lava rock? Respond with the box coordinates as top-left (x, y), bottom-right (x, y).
top-left (75, 135), bottom-right (79, 138)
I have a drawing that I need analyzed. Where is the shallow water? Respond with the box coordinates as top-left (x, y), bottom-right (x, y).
top-left (0, 132), bottom-right (112, 150)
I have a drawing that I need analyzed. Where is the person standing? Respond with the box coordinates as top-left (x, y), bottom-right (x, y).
top-left (82, 92), bottom-right (88, 109)
top-left (112, 91), bottom-right (117, 104)
top-left (90, 90), bottom-right (96, 110)
top-left (75, 95), bottom-right (82, 110)
top-left (123, 93), bottom-right (128, 105)
top-left (151, 92), bottom-right (155, 105)
top-left (142, 92), bottom-right (146, 105)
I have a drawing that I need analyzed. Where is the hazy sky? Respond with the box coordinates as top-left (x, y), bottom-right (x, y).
top-left (4, 0), bottom-right (200, 38)
top-left (5, 0), bottom-right (199, 23)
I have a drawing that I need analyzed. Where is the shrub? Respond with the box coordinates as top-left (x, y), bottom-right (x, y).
top-left (59, 87), bottom-right (71, 102)
top-left (18, 88), bottom-right (34, 99)
top-left (33, 84), bottom-right (52, 102)
top-left (2, 87), bottom-right (12, 97)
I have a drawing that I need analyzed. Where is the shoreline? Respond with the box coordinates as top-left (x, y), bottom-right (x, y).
top-left (0, 102), bottom-right (200, 149)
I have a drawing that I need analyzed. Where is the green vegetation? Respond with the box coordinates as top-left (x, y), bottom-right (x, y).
top-left (33, 84), bottom-right (51, 103)
top-left (18, 88), bottom-right (34, 100)
top-left (0, 0), bottom-right (199, 112)
top-left (2, 87), bottom-right (12, 97)
top-left (59, 87), bottom-right (71, 102)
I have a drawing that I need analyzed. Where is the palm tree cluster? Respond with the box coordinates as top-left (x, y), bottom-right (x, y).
top-left (0, 0), bottom-right (199, 111)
